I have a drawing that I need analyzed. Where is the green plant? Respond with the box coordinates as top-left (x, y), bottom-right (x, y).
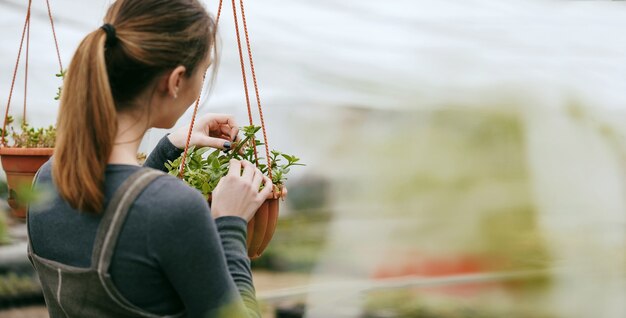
top-left (0, 71), bottom-right (63, 148)
top-left (0, 208), bottom-right (9, 245)
top-left (165, 125), bottom-right (304, 198)
top-left (54, 69), bottom-right (67, 101)
top-left (0, 116), bottom-right (56, 148)
top-left (0, 179), bottom-right (9, 244)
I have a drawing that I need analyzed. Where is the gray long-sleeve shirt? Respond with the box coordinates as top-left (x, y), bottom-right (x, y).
top-left (28, 136), bottom-right (260, 318)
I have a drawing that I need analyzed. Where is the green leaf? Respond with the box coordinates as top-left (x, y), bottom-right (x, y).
top-left (55, 69), bottom-right (67, 78)
top-left (202, 182), bottom-right (211, 194)
top-left (207, 149), bottom-right (221, 161)
top-left (211, 157), bottom-right (220, 170)
top-left (197, 147), bottom-right (211, 156)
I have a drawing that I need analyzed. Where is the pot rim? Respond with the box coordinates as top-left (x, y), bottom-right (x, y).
top-left (0, 147), bottom-right (54, 156)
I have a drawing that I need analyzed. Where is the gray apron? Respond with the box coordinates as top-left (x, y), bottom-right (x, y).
top-left (27, 169), bottom-right (185, 318)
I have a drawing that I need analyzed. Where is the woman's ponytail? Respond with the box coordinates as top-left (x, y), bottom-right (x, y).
top-left (52, 29), bottom-right (117, 213)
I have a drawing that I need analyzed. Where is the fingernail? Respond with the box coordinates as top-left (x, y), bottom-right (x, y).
top-left (224, 141), bottom-right (231, 150)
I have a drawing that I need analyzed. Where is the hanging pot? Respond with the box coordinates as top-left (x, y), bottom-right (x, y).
top-left (178, 0), bottom-right (290, 259)
top-left (209, 186), bottom-right (285, 259)
top-left (0, 147), bottom-right (53, 219)
top-left (0, 0), bottom-right (62, 220)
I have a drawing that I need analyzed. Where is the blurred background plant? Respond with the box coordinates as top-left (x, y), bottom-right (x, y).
top-left (0, 180), bottom-right (9, 245)
top-left (258, 106), bottom-right (559, 317)
top-left (0, 272), bottom-right (43, 309)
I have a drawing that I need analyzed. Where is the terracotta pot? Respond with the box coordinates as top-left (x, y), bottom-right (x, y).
top-left (0, 147), bottom-right (54, 219)
top-left (209, 186), bottom-right (285, 259)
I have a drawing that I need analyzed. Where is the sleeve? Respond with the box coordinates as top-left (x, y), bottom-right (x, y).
top-left (215, 216), bottom-right (260, 316)
top-left (147, 183), bottom-right (261, 318)
top-left (143, 135), bottom-right (183, 172)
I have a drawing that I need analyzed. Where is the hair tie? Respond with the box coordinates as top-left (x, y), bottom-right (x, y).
top-left (100, 23), bottom-right (118, 48)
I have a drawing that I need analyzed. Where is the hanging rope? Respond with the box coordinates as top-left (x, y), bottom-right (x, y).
top-left (238, 0), bottom-right (273, 182)
top-left (178, 0), bottom-right (224, 177)
top-left (179, 0), bottom-right (274, 187)
top-left (45, 0), bottom-right (64, 72)
top-left (2, 0), bottom-right (33, 147)
top-left (230, 0), bottom-right (259, 165)
top-left (216, 0), bottom-right (224, 24)
top-left (2, 0), bottom-right (63, 146)
top-left (178, 75), bottom-right (206, 178)
top-left (23, 15), bottom-right (31, 124)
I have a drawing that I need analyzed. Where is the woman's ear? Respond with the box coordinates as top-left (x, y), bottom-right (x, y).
top-left (165, 66), bottom-right (187, 99)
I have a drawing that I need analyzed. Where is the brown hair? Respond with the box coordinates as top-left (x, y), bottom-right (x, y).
top-left (53, 0), bottom-right (217, 213)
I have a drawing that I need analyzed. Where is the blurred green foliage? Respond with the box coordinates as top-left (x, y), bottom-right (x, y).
top-left (0, 180), bottom-right (8, 245)
top-left (252, 212), bottom-right (331, 272)
top-left (353, 107), bottom-right (551, 316)
top-left (258, 108), bottom-right (554, 317)
top-left (363, 289), bottom-right (557, 318)
top-left (255, 108), bottom-right (550, 275)
top-left (0, 273), bottom-right (40, 298)
top-left (0, 212), bottom-right (8, 245)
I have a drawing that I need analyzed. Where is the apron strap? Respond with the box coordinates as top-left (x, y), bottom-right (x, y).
top-left (26, 167), bottom-right (44, 260)
top-left (91, 168), bottom-right (163, 273)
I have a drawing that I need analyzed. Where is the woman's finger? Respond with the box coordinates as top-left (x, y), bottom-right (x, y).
top-left (207, 114), bottom-right (238, 130)
top-left (251, 168), bottom-right (264, 190)
top-left (227, 159), bottom-right (242, 177)
top-left (217, 123), bottom-right (239, 141)
top-left (211, 122), bottom-right (238, 141)
top-left (196, 135), bottom-right (232, 150)
top-left (240, 160), bottom-right (255, 181)
top-left (258, 176), bottom-right (273, 199)
top-left (219, 124), bottom-right (232, 136)
top-left (201, 114), bottom-right (239, 136)
top-left (230, 126), bottom-right (240, 141)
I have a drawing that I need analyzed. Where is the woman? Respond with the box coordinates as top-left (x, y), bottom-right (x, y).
top-left (27, 0), bottom-right (269, 317)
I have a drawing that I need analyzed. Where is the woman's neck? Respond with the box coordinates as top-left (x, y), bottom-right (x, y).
top-left (108, 112), bottom-right (149, 165)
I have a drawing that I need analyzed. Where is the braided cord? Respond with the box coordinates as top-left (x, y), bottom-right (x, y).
top-left (230, 0), bottom-right (259, 164)
top-left (2, 0), bottom-right (33, 146)
top-left (178, 75), bottom-right (206, 178)
top-left (45, 0), bottom-right (64, 72)
top-left (239, 0), bottom-right (273, 181)
top-left (179, 0), bottom-right (273, 186)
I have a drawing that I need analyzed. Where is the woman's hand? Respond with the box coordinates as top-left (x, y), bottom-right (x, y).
top-left (210, 159), bottom-right (273, 221)
top-left (168, 113), bottom-right (239, 150)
